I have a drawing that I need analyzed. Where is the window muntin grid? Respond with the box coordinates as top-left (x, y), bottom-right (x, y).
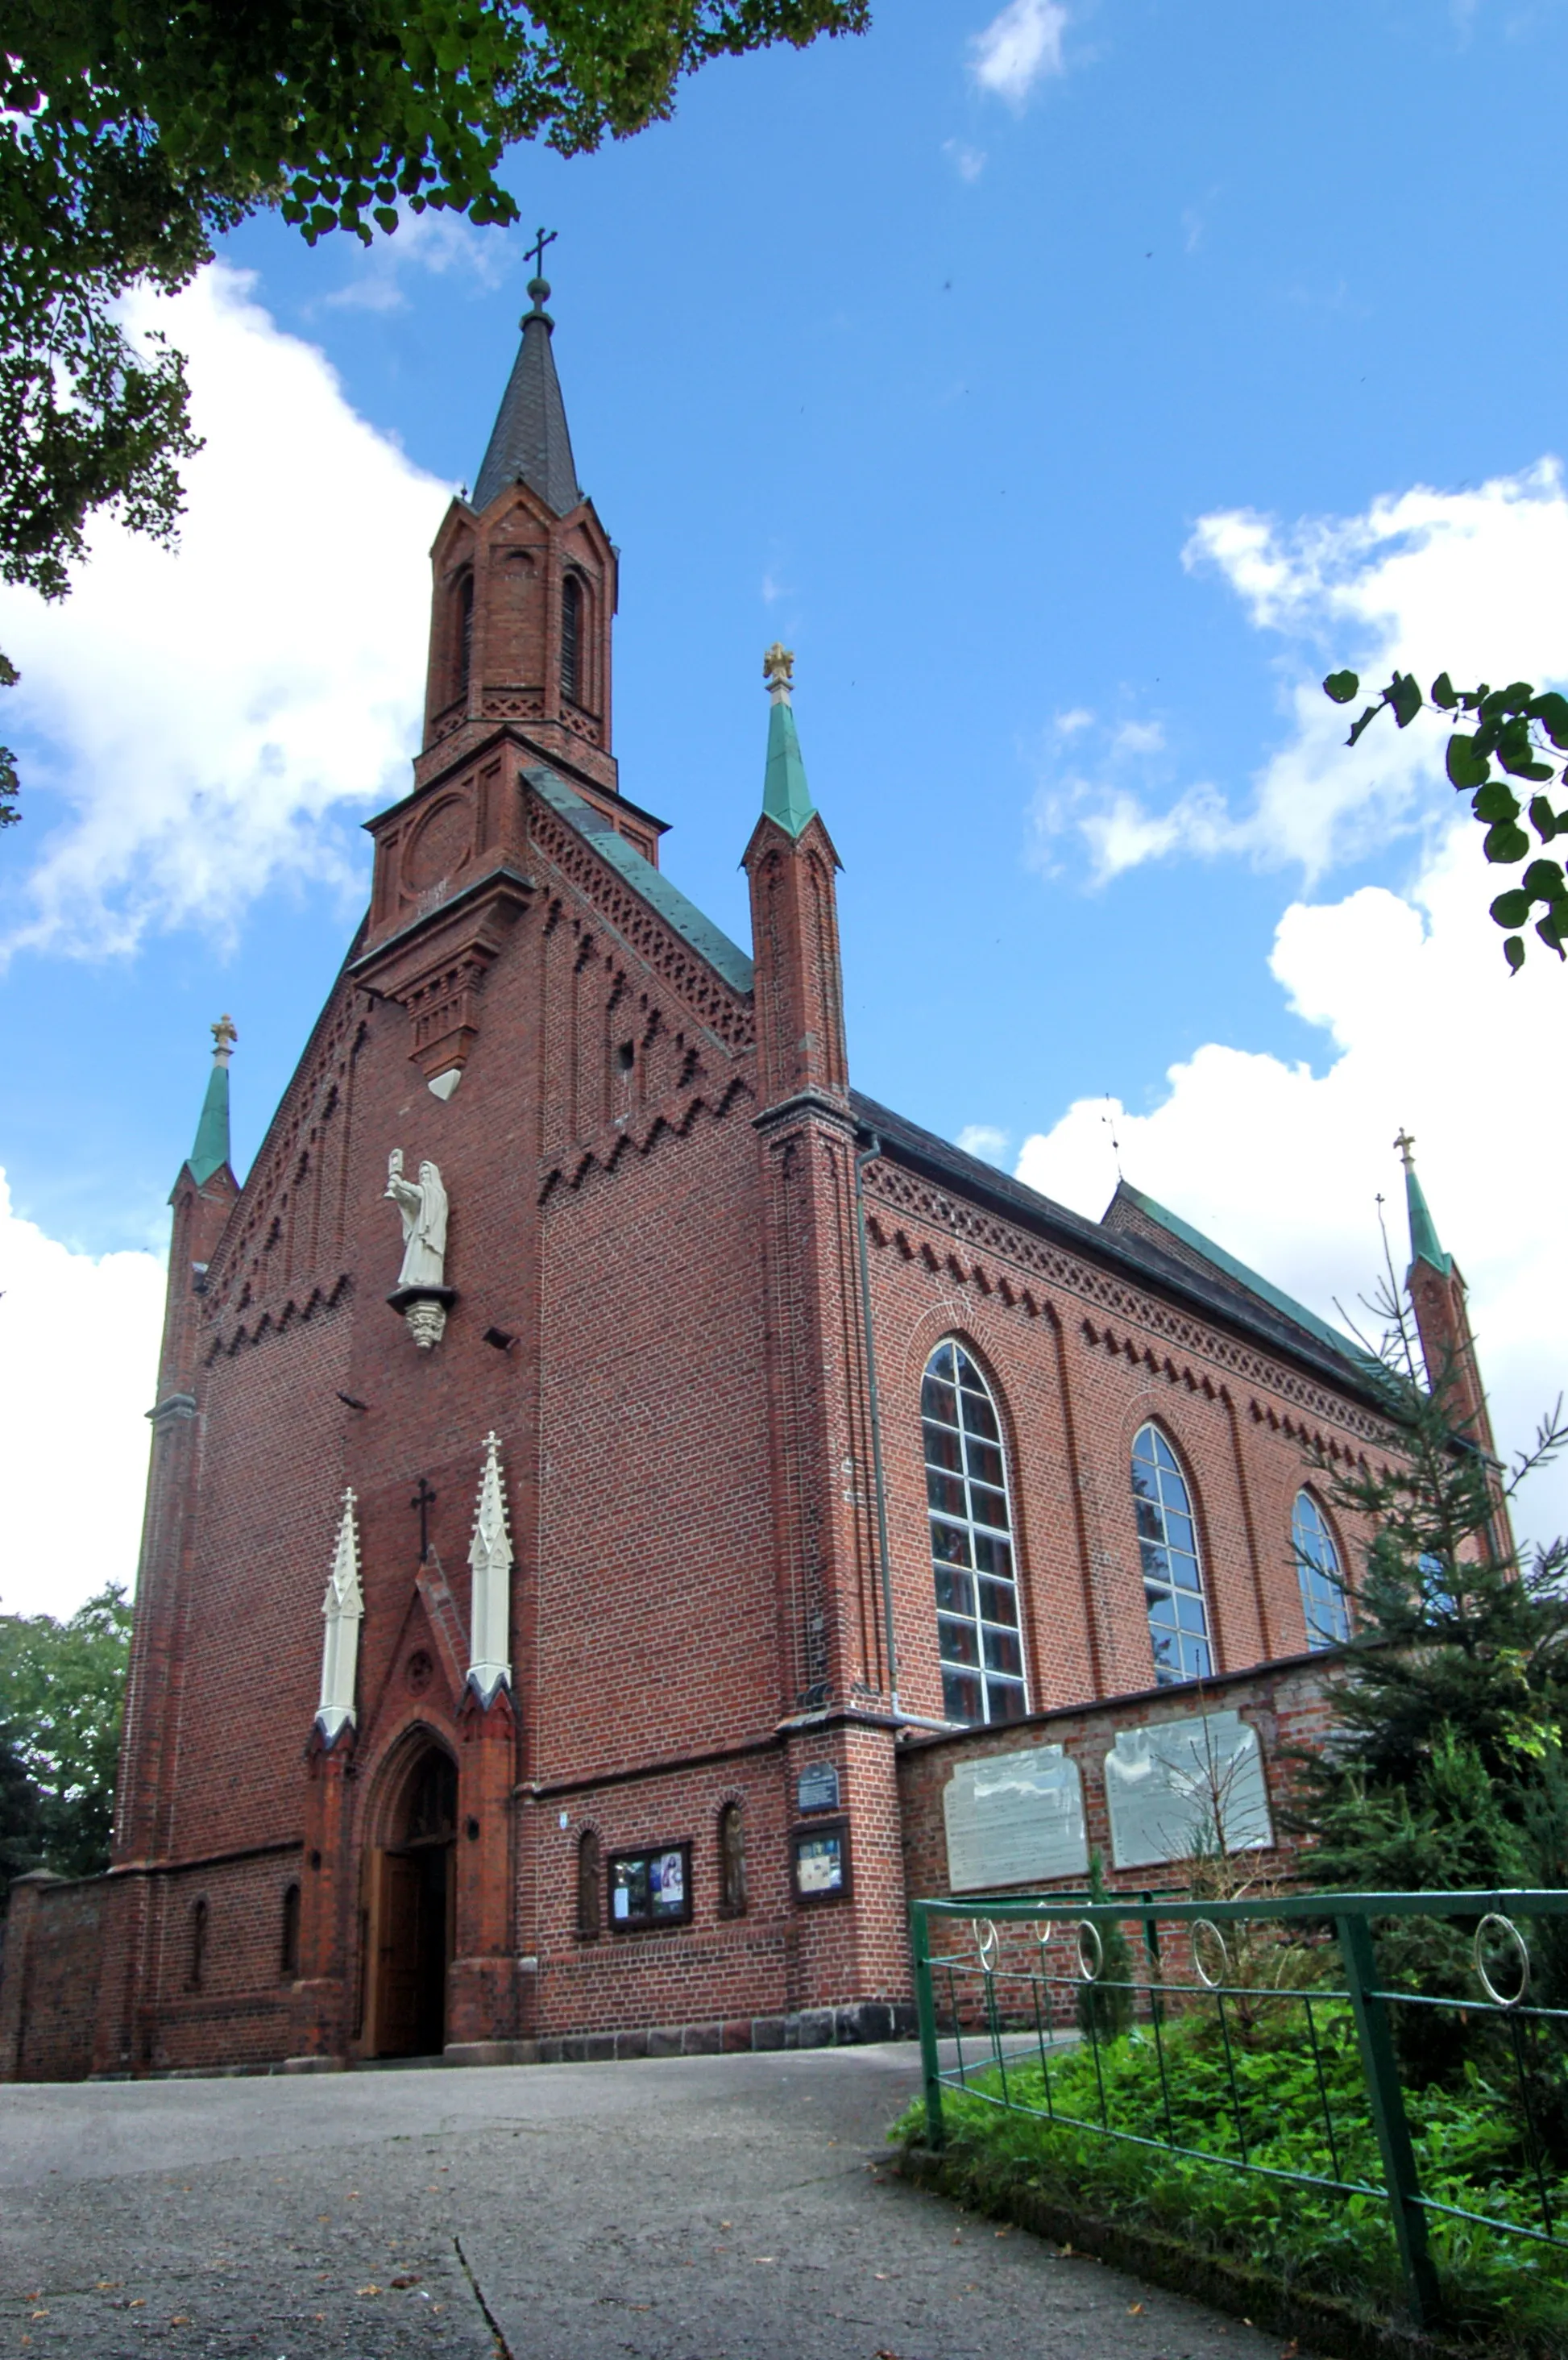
top-left (922, 1341), bottom-right (1026, 1726)
top-left (1131, 1423), bottom-right (1213, 1685)
top-left (1292, 1489), bottom-right (1350, 1648)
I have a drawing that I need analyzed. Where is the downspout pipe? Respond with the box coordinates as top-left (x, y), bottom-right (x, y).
top-left (854, 1132), bottom-right (900, 1716)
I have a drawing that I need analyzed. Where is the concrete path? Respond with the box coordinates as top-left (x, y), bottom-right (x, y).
top-left (0, 2046), bottom-right (1292, 2360)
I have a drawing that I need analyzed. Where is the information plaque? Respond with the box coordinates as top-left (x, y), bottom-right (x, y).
top-left (796, 1763), bottom-right (840, 1814)
top-left (942, 1743), bottom-right (1089, 1894)
top-left (1104, 1710), bottom-right (1273, 1870)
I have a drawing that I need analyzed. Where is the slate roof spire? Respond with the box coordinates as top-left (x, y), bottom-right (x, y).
top-left (189, 1014), bottom-right (236, 1186)
top-left (1395, 1128), bottom-right (1450, 1275)
top-left (761, 643), bottom-right (817, 838)
top-left (471, 247), bottom-right (582, 517)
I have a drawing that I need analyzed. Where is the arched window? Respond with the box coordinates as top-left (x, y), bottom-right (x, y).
top-left (1292, 1490), bottom-right (1350, 1648)
top-left (575, 1828), bottom-right (601, 1940)
top-left (718, 1801), bottom-right (747, 1917)
top-left (455, 569), bottom-right (475, 695)
top-left (923, 1341), bottom-right (1025, 1726)
top-left (1131, 1424), bottom-right (1212, 1685)
top-left (280, 1883), bottom-right (301, 1980)
top-left (560, 571), bottom-right (582, 704)
top-left (189, 1897), bottom-right (209, 1992)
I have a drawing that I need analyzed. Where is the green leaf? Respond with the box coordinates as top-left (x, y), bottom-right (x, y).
top-left (1446, 733), bottom-right (1490, 790)
top-left (1346, 702), bottom-right (1383, 749)
top-left (1505, 935), bottom-right (1527, 974)
top-left (1471, 780), bottom-right (1520, 823)
top-left (1529, 691), bottom-right (1568, 750)
top-left (1483, 819), bottom-right (1531, 864)
top-left (1495, 717), bottom-right (1554, 781)
top-left (1323, 669), bottom-right (1359, 705)
top-left (1522, 858), bottom-right (1566, 898)
top-left (1537, 904), bottom-right (1568, 958)
top-left (1430, 671), bottom-right (1458, 709)
top-left (1529, 794), bottom-right (1558, 841)
top-left (1490, 889), bottom-right (1533, 929)
top-left (1388, 671), bottom-right (1422, 728)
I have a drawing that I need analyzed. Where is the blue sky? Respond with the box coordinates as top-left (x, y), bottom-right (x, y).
top-left (6, 0), bottom-right (1568, 1610)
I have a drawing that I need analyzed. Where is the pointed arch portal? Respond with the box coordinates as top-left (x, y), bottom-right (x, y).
top-left (364, 1736), bottom-right (456, 2059)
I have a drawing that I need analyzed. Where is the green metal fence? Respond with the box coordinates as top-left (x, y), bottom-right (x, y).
top-left (911, 1888), bottom-right (1568, 2329)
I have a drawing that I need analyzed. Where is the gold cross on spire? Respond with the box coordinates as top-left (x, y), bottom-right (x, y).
top-left (762, 642), bottom-right (794, 696)
top-left (212, 1012), bottom-right (238, 1054)
top-left (1393, 1127), bottom-right (1416, 1170)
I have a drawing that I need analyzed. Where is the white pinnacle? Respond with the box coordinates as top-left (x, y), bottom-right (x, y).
top-left (467, 1432), bottom-right (513, 1707)
top-left (316, 1488), bottom-right (363, 1743)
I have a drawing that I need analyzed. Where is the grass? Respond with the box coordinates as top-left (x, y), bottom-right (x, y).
top-left (892, 1993), bottom-right (1568, 2358)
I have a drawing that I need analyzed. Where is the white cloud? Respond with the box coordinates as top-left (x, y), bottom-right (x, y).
top-left (1040, 460), bottom-right (1568, 887)
top-left (957, 1124), bottom-right (1011, 1164)
top-left (0, 263), bottom-right (451, 965)
top-left (1015, 816), bottom-right (1568, 1548)
top-left (943, 139), bottom-right (989, 182)
top-left (0, 1171), bottom-right (166, 1618)
top-left (970, 0), bottom-right (1069, 103)
top-left (320, 205), bottom-right (512, 315)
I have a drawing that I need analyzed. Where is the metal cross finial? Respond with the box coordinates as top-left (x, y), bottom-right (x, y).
top-left (525, 225), bottom-right (558, 307)
top-left (410, 1475), bottom-right (437, 1562)
top-left (1393, 1127), bottom-right (1417, 1170)
top-left (762, 642), bottom-right (794, 696)
top-left (211, 1012), bottom-right (238, 1053)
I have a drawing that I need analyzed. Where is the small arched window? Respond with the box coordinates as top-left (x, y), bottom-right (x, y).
top-left (923, 1341), bottom-right (1025, 1726)
top-left (718, 1801), bottom-right (747, 1917)
top-left (189, 1897), bottom-right (209, 1992)
top-left (575, 1828), bottom-right (601, 1940)
top-left (280, 1883), bottom-right (301, 1980)
top-left (1131, 1425), bottom-right (1212, 1685)
top-left (455, 569), bottom-right (475, 695)
top-left (1292, 1490), bottom-right (1350, 1648)
top-left (560, 572), bottom-right (582, 705)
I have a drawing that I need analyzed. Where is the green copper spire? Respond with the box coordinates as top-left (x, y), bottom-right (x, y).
top-left (189, 1015), bottom-right (237, 1185)
top-left (1396, 1127), bottom-right (1450, 1274)
top-left (761, 642), bottom-right (816, 838)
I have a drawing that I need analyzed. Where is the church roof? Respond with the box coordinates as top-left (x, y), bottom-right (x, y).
top-left (849, 1091), bottom-right (1388, 1406)
top-left (527, 768), bottom-right (755, 995)
top-left (1104, 1179), bottom-right (1359, 1363)
top-left (187, 1024), bottom-right (234, 1186)
top-left (471, 282), bottom-right (582, 517)
top-left (1404, 1157), bottom-right (1451, 1276)
top-left (762, 686), bottom-right (816, 839)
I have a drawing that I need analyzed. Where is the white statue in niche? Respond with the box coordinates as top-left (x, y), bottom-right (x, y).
top-left (386, 1149), bottom-right (449, 1289)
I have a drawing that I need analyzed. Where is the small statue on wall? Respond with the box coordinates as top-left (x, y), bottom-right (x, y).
top-left (385, 1149), bottom-right (454, 1347)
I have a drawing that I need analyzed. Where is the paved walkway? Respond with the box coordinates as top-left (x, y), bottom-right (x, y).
top-left (0, 2046), bottom-right (1290, 2359)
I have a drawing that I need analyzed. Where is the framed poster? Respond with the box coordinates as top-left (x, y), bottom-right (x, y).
top-left (608, 1843), bottom-right (692, 1930)
top-left (791, 1818), bottom-right (851, 1904)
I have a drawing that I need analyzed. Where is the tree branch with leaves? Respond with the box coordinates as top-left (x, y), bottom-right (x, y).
top-left (1324, 665), bottom-right (1568, 972)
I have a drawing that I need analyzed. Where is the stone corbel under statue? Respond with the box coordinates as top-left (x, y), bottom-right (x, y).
top-left (385, 1149), bottom-right (456, 1348)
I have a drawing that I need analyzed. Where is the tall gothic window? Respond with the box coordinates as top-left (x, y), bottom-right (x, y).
top-left (560, 572), bottom-right (582, 705)
top-left (1131, 1424), bottom-right (1213, 1685)
top-left (718, 1801), bottom-right (747, 1917)
top-left (1292, 1490), bottom-right (1350, 1649)
top-left (455, 569), bottom-right (475, 695)
top-left (575, 1828), bottom-right (601, 1940)
top-left (923, 1341), bottom-right (1025, 1726)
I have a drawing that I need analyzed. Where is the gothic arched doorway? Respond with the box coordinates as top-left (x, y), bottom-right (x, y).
top-left (367, 1740), bottom-right (456, 2058)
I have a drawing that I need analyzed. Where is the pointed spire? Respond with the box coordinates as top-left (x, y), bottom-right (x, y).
top-left (761, 644), bottom-right (816, 838)
top-left (1394, 1128), bottom-right (1450, 1275)
top-left (467, 1431), bottom-right (513, 1707)
top-left (316, 1489), bottom-right (363, 1746)
top-left (471, 246), bottom-right (581, 517)
top-left (189, 1014), bottom-right (236, 1186)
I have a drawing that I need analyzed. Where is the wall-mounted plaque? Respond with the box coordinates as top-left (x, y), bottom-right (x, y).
top-left (796, 1763), bottom-right (840, 1815)
top-left (942, 1743), bottom-right (1089, 1894)
top-left (1104, 1710), bottom-right (1273, 1871)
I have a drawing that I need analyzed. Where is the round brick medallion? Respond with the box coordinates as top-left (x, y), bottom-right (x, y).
top-left (404, 1649), bottom-right (434, 1697)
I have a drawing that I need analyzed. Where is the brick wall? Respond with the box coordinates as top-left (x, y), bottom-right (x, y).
top-left (0, 1876), bottom-right (105, 2083)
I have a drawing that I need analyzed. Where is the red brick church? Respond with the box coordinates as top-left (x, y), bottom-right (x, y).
top-left (1, 273), bottom-right (1496, 2080)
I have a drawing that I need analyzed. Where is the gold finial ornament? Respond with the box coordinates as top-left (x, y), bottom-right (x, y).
top-left (762, 642), bottom-right (794, 694)
top-left (1393, 1127), bottom-right (1416, 1170)
top-left (212, 1012), bottom-right (238, 1057)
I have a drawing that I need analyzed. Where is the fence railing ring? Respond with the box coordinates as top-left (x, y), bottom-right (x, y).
top-left (1190, 1918), bottom-right (1230, 1990)
top-left (973, 1917), bottom-right (1000, 1973)
top-left (1033, 1918), bottom-right (1054, 1958)
top-left (1474, 1911), bottom-right (1531, 2008)
top-left (1076, 1919), bottom-right (1104, 1983)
